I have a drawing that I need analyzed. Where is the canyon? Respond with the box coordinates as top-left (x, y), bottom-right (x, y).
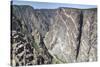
top-left (11, 5), bottom-right (97, 66)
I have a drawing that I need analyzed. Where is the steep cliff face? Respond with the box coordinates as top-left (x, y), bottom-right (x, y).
top-left (77, 9), bottom-right (97, 62)
top-left (11, 5), bottom-right (53, 66)
top-left (44, 8), bottom-right (81, 63)
top-left (11, 5), bottom-right (97, 66)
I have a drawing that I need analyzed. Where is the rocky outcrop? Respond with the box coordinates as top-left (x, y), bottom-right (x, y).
top-left (11, 5), bottom-right (97, 66)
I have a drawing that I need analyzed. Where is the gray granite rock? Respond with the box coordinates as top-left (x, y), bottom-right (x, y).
top-left (77, 9), bottom-right (97, 62)
top-left (11, 5), bottom-right (97, 66)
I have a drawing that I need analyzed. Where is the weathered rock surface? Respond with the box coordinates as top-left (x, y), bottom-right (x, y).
top-left (44, 8), bottom-right (81, 63)
top-left (11, 5), bottom-right (53, 66)
top-left (77, 9), bottom-right (97, 62)
top-left (11, 5), bottom-right (97, 66)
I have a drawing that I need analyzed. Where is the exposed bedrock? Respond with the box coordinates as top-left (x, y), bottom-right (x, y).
top-left (77, 9), bottom-right (97, 62)
top-left (11, 5), bottom-right (97, 66)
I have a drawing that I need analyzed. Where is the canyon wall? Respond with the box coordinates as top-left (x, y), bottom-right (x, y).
top-left (11, 5), bottom-right (97, 66)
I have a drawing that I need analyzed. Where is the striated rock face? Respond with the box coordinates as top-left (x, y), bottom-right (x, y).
top-left (11, 5), bottom-right (53, 66)
top-left (11, 5), bottom-right (97, 66)
top-left (77, 9), bottom-right (97, 62)
top-left (44, 8), bottom-right (81, 63)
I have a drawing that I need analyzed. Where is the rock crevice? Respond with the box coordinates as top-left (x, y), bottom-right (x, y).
top-left (76, 11), bottom-right (83, 59)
